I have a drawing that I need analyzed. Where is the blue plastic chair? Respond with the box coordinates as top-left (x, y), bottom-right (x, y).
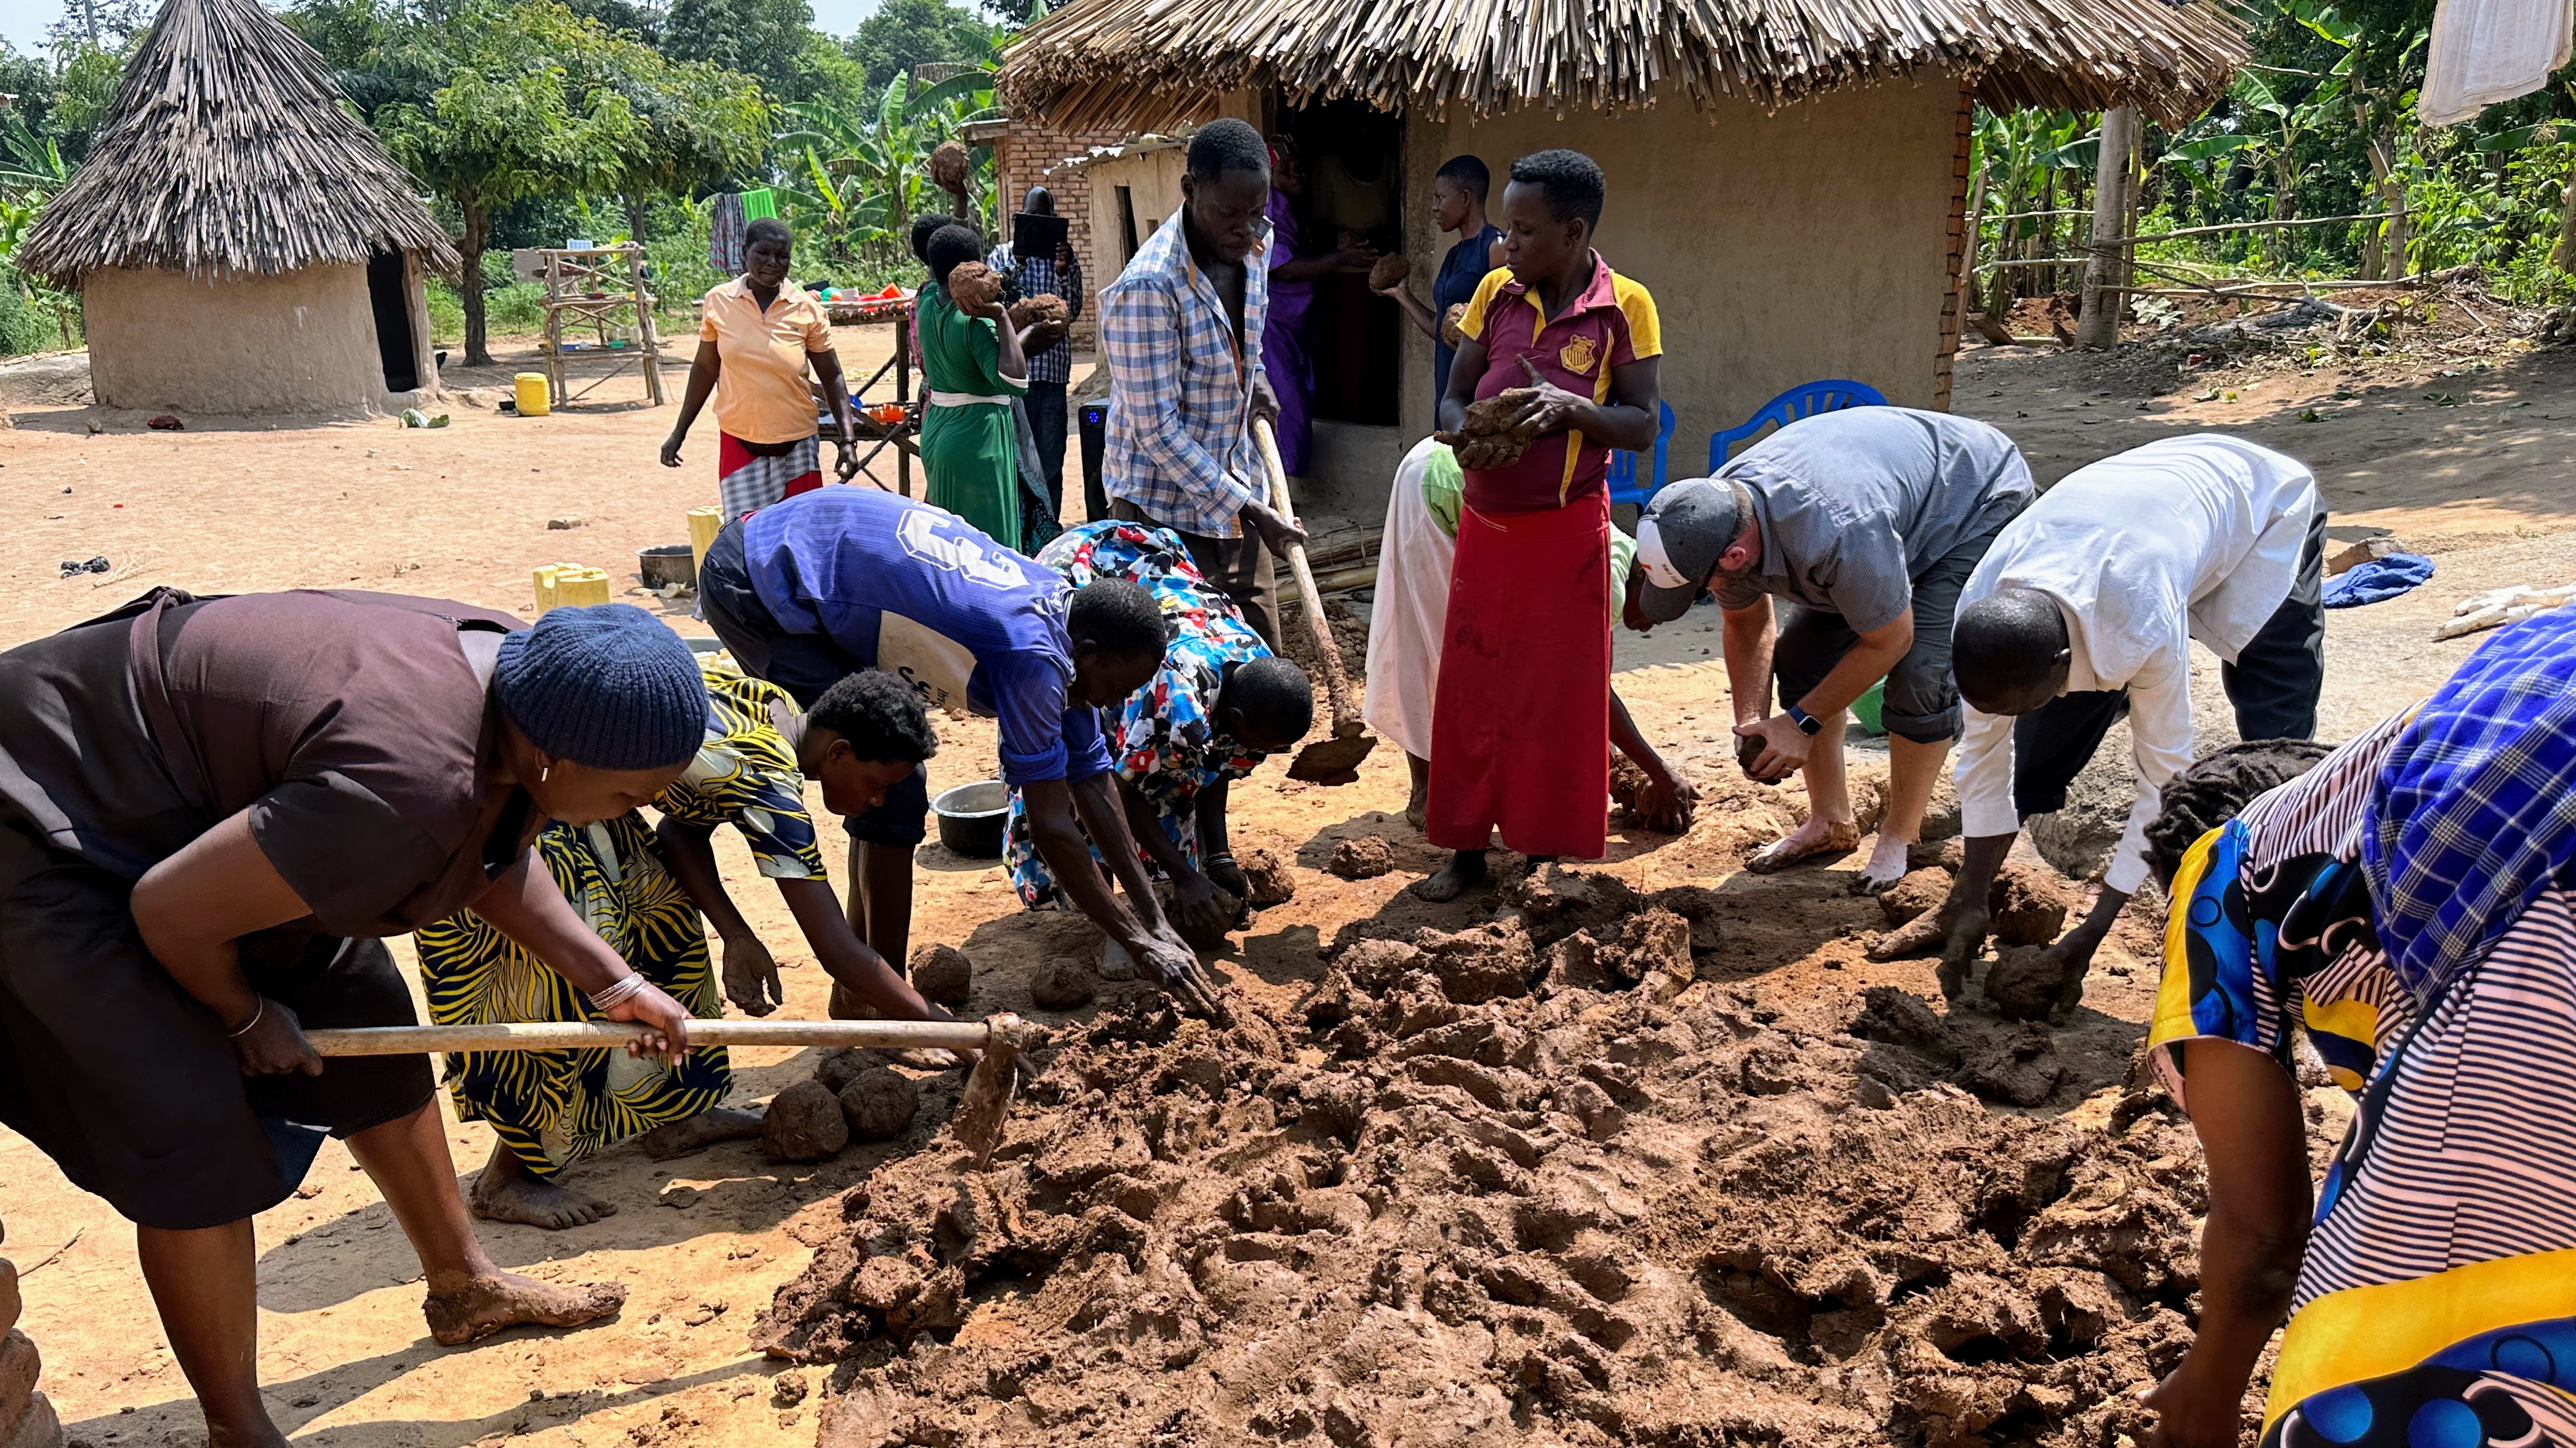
top-left (1605, 399), bottom-right (1676, 507)
top-left (1706, 379), bottom-right (1886, 474)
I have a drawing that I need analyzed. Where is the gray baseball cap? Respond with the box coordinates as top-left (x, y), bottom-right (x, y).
top-left (1632, 477), bottom-right (1750, 623)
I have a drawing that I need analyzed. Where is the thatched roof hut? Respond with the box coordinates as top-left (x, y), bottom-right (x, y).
top-left (20, 0), bottom-right (454, 414)
top-left (998, 0), bottom-right (2242, 515)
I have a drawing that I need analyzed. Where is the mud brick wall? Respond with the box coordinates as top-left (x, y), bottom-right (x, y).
top-left (992, 117), bottom-right (1133, 352)
top-left (0, 1217), bottom-right (65, 1448)
top-left (1935, 81), bottom-right (1973, 413)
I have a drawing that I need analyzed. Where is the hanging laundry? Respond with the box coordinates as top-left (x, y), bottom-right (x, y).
top-left (2421, 0), bottom-right (2571, 124)
top-left (709, 191), bottom-right (747, 275)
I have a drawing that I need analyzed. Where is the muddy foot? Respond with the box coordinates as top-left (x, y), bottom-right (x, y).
top-left (1096, 937), bottom-right (1138, 981)
top-left (1847, 836), bottom-right (1914, 896)
top-left (639, 1106), bottom-right (764, 1161)
top-left (1745, 818), bottom-right (1861, 875)
top-left (1412, 850), bottom-right (1488, 903)
top-left (425, 1271), bottom-right (626, 1347)
top-left (471, 1169), bottom-right (619, 1230)
top-left (872, 1047), bottom-right (969, 1072)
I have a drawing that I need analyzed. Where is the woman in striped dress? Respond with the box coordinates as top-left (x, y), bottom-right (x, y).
top-left (2144, 613), bottom-right (2576, 1447)
top-left (416, 668), bottom-right (950, 1229)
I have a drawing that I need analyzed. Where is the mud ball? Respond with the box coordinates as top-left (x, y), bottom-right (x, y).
top-left (1239, 847), bottom-right (1297, 907)
top-left (945, 260), bottom-right (1003, 310)
top-left (838, 1068), bottom-right (920, 1140)
top-left (909, 943), bottom-right (974, 1005)
top-left (1008, 292), bottom-right (1070, 329)
top-left (1173, 890), bottom-right (1244, 952)
top-left (762, 1079), bottom-right (849, 1161)
top-left (1439, 302), bottom-right (1468, 348)
top-left (928, 139), bottom-right (970, 189)
top-left (1029, 956), bottom-right (1096, 1011)
top-left (1609, 756), bottom-right (1651, 812)
top-left (1908, 837), bottom-right (1967, 872)
top-left (1328, 835), bottom-right (1395, 880)
top-left (1367, 253), bottom-right (1409, 291)
top-left (1987, 863), bottom-right (2072, 945)
top-left (1984, 945), bottom-right (2078, 1023)
top-left (812, 1047), bottom-right (869, 1093)
top-left (1878, 867), bottom-right (1952, 927)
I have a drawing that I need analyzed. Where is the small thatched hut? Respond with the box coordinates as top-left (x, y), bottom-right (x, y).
top-left (18, 0), bottom-right (456, 414)
top-left (1001, 0), bottom-right (2242, 513)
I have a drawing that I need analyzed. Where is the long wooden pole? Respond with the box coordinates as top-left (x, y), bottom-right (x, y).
top-left (306, 1017), bottom-right (1007, 1056)
top-left (2075, 106), bottom-right (2134, 350)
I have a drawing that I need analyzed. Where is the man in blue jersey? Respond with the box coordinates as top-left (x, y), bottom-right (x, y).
top-left (697, 486), bottom-right (1215, 1010)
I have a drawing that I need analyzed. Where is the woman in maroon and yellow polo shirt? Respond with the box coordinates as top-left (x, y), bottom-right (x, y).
top-left (1416, 149), bottom-right (1664, 901)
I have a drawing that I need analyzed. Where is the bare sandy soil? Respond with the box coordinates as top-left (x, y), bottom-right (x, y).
top-left (0, 319), bottom-right (2569, 1448)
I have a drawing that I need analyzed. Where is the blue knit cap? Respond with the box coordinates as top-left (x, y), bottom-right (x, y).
top-left (495, 604), bottom-right (708, 771)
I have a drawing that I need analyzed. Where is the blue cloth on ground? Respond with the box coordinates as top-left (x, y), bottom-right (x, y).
top-left (2323, 552), bottom-right (2434, 609)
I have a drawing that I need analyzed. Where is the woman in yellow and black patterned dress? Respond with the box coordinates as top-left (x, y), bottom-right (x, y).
top-left (417, 666), bottom-right (948, 1230)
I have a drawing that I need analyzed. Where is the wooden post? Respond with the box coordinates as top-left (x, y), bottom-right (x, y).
top-left (2075, 106), bottom-right (2135, 350)
top-left (630, 245), bottom-right (666, 405)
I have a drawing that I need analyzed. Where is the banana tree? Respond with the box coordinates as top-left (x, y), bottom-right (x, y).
top-left (776, 64), bottom-right (1002, 266)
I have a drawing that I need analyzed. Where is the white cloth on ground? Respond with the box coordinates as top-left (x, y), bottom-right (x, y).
top-left (1363, 437), bottom-right (1453, 761)
top-left (2420, 0), bottom-right (2572, 125)
top-left (1952, 432), bottom-right (2319, 895)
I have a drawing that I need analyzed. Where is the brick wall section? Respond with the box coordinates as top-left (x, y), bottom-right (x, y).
top-left (1935, 82), bottom-right (1973, 412)
top-left (993, 117), bottom-right (1135, 352)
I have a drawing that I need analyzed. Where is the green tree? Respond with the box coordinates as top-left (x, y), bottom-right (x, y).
top-left (600, 39), bottom-right (771, 240)
top-left (380, 3), bottom-right (644, 365)
top-left (48, 39), bottom-right (128, 162)
top-left (844, 0), bottom-right (988, 90)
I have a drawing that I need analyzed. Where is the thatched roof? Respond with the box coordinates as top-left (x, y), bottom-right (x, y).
top-left (18, 0), bottom-right (458, 287)
top-left (999, 0), bottom-right (2244, 134)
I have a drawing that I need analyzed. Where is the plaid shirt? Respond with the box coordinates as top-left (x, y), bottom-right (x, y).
top-left (988, 240), bottom-right (1081, 386)
top-left (2363, 609), bottom-right (2576, 994)
top-left (1099, 211), bottom-right (1270, 538)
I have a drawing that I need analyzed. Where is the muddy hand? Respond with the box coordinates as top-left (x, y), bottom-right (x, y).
top-left (1138, 937), bottom-right (1229, 1021)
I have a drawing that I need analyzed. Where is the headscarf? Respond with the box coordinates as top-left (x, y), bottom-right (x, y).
top-left (2362, 608), bottom-right (2576, 994)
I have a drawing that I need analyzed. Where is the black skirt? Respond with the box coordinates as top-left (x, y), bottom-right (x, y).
top-left (0, 604), bottom-right (432, 1231)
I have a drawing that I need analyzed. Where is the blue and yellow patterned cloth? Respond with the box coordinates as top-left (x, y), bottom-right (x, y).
top-left (1004, 522), bottom-right (1272, 909)
top-left (414, 670), bottom-right (823, 1177)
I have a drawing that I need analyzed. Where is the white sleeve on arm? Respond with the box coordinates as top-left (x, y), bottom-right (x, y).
top-left (1955, 703), bottom-right (2021, 840)
top-left (2108, 649), bottom-right (2196, 896)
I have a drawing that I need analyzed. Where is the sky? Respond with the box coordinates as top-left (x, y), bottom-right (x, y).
top-left (0, 0), bottom-right (887, 53)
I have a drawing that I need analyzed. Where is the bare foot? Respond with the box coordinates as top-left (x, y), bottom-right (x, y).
top-left (424, 1270), bottom-right (626, 1346)
top-left (206, 1419), bottom-right (290, 1448)
top-left (639, 1106), bottom-right (764, 1161)
top-left (1096, 937), bottom-right (1138, 981)
top-left (870, 1047), bottom-right (969, 1071)
top-left (470, 1168), bottom-right (619, 1231)
top-left (1745, 817), bottom-right (1860, 875)
top-left (1412, 850), bottom-right (1488, 903)
top-left (1847, 836), bottom-right (1913, 895)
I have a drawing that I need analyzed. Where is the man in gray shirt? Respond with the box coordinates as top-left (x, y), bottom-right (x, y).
top-left (1626, 407), bottom-right (2033, 890)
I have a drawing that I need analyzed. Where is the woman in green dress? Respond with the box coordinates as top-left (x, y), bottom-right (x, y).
top-left (918, 223), bottom-right (1034, 541)
top-left (416, 667), bottom-right (954, 1229)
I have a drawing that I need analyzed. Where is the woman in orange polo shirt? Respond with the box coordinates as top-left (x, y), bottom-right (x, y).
top-left (661, 218), bottom-right (861, 516)
top-left (1416, 149), bottom-right (1664, 903)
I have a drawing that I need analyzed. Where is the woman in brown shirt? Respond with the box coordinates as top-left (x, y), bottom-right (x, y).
top-left (0, 590), bottom-right (711, 1448)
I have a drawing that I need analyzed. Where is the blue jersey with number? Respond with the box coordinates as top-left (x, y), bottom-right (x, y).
top-left (738, 488), bottom-right (1112, 784)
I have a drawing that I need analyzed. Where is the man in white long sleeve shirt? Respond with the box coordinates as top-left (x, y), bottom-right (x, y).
top-left (1871, 433), bottom-right (2325, 1017)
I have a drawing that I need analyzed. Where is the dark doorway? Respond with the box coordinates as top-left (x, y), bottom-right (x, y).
top-left (1276, 98), bottom-right (1403, 427)
top-left (365, 249), bottom-right (420, 393)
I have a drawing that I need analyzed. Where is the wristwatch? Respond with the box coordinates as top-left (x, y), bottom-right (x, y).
top-left (1786, 704), bottom-right (1824, 736)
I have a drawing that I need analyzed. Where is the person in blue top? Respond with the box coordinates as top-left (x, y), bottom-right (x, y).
top-left (694, 486), bottom-right (1217, 1011)
top-left (1374, 154), bottom-right (1505, 404)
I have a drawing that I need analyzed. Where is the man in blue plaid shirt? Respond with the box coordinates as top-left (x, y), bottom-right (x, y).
top-left (1098, 118), bottom-right (1307, 647)
top-left (989, 186), bottom-right (1084, 532)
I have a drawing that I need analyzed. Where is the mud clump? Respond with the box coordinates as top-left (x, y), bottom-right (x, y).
top-left (1879, 867), bottom-right (1953, 926)
top-left (1434, 387), bottom-right (1543, 470)
top-left (1028, 956), bottom-right (1096, 1011)
top-left (762, 872), bottom-right (2201, 1448)
top-left (943, 260), bottom-right (1001, 309)
top-left (1005, 292), bottom-right (1069, 344)
top-left (1990, 863), bottom-right (2073, 945)
top-left (1367, 253), bottom-right (1409, 291)
top-left (838, 1069), bottom-right (920, 1140)
top-left (762, 1080), bottom-right (848, 1161)
top-left (812, 1047), bottom-right (870, 1093)
top-left (1238, 847), bottom-right (1297, 906)
top-left (1327, 835), bottom-right (1395, 880)
top-left (908, 943), bottom-right (973, 1006)
top-left (1170, 887), bottom-right (1247, 952)
top-left (1986, 945), bottom-right (2083, 1023)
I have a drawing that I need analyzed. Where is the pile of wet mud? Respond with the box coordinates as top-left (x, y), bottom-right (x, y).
top-left (757, 865), bottom-right (2203, 1448)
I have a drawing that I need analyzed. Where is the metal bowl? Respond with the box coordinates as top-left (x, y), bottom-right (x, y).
top-left (932, 780), bottom-right (1009, 858)
top-left (639, 543), bottom-right (696, 590)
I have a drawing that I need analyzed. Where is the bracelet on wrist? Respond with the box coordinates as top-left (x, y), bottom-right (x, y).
top-left (588, 973), bottom-right (649, 1012)
top-left (226, 997), bottom-right (267, 1038)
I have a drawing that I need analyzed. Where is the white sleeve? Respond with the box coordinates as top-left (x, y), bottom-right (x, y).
top-left (1955, 703), bottom-right (2021, 840)
top-left (2107, 648), bottom-right (2196, 895)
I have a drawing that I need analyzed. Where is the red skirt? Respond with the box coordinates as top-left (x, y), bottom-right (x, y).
top-left (717, 432), bottom-right (823, 519)
top-left (1425, 492), bottom-right (1612, 858)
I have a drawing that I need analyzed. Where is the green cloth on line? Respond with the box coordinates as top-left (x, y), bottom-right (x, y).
top-left (1418, 441), bottom-right (1634, 595)
top-left (917, 281), bottom-right (1027, 546)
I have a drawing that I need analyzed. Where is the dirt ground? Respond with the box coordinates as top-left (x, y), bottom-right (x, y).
top-left (1, 312), bottom-right (2570, 1448)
